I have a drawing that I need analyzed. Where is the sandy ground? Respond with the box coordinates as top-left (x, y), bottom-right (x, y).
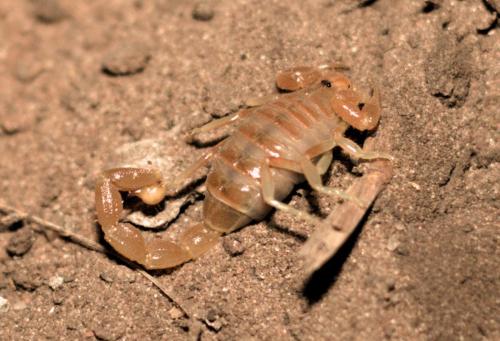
top-left (0, 0), bottom-right (498, 340)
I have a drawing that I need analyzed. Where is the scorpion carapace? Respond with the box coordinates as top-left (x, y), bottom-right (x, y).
top-left (95, 64), bottom-right (392, 269)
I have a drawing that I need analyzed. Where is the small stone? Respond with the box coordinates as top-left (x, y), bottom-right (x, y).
top-left (462, 224), bottom-right (474, 233)
top-left (386, 235), bottom-right (400, 252)
top-left (394, 222), bottom-right (406, 231)
top-left (99, 271), bottom-right (114, 283)
top-left (0, 273), bottom-right (10, 289)
top-left (395, 244), bottom-right (410, 256)
top-left (48, 275), bottom-right (64, 290)
top-left (12, 269), bottom-right (42, 291)
top-left (206, 319), bottom-right (222, 332)
top-left (66, 316), bottom-right (81, 330)
top-left (92, 317), bottom-right (126, 341)
top-left (222, 236), bottom-right (245, 256)
top-left (192, 2), bottom-right (214, 21)
top-left (52, 292), bottom-right (65, 305)
top-left (169, 307), bottom-right (184, 320)
top-left (0, 296), bottom-right (9, 313)
top-left (14, 57), bottom-right (44, 83)
top-left (114, 266), bottom-right (137, 284)
top-left (206, 308), bottom-right (217, 322)
top-left (31, 0), bottom-right (67, 23)
top-left (203, 308), bottom-right (224, 332)
top-left (12, 301), bottom-right (27, 311)
top-left (7, 227), bottom-right (35, 256)
top-left (102, 41), bottom-right (151, 76)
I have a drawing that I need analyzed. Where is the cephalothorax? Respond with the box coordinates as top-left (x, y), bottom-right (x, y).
top-left (95, 65), bottom-right (391, 269)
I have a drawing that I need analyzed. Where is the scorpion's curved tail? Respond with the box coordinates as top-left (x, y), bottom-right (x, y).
top-left (95, 168), bottom-right (221, 270)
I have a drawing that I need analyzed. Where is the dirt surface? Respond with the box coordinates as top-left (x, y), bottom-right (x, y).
top-left (0, 0), bottom-right (498, 340)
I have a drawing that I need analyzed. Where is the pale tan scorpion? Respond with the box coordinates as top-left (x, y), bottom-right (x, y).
top-left (95, 65), bottom-right (391, 269)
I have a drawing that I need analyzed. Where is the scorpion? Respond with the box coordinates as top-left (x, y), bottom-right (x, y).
top-left (95, 64), bottom-right (391, 269)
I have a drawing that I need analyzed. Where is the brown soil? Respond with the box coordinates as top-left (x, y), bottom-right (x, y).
top-left (0, 0), bottom-right (498, 340)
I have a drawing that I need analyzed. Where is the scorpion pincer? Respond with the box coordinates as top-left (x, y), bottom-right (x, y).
top-left (95, 65), bottom-right (392, 269)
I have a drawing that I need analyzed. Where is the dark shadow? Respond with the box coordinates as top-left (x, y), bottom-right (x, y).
top-left (267, 220), bottom-right (308, 243)
top-left (303, 190), bottom-right (325, 218)
top-left (358, 0), bottom-right (378, 8)
top-left (482, 0), bottom-right (500, 15)
top-left (421, 1), bottom-right (441, 14)
top-left (188, 135), bottom-right (228, 149)
top-left (477, 16), bottom-right (498, 35)
top-left (301, 207), bottom-right (371, 305)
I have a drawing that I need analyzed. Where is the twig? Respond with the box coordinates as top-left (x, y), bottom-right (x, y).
top-left (138, 269), bottom-right (193, 318)
top-left (0, 201), bottom-right (192, 318)
top-left (0, 202), bottom-right (105, 253)
top-left (298, 137), bottom-right (393, 277)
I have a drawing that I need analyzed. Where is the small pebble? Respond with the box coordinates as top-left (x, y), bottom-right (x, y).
top-left (48, 275), bottom-right (64, 290)
top-left (395, 244), bottom-right (410, 256)
top-left (206, 308), bottom-right (218, 322)
top-left (222, 236), bottom-right (245, 256)
top-left (14, 58), bottom-right (44, 83)
top-left (91, 317), bottom-right (126, 341)
top-left (99, 271), bottom-right (114, 283)
top-left (12, 270), bottom-right (42, 291)
top-left (66, 316), bottom-right (81, 330)
top-left (200, 308), bottom-right (224, 331)
top-left (0, 296), bottom-right (9, 313)
top-left (114, 267), bottom-right (137, 284)
top-left (53, 292), bottom-right (65, 305)
top-left (192, 2), bottom-right (214, 21)
top-left (102, 42), bottom-right (151, 76)
top-left (0, 273), bottom-right (10, 289)
top-left (394, 222), bottom-right (406, 231)
top-left (12, 301), bottom-right (27, 311)
top-left (386, 235), bottom-right (400, 252)
top-left (169, 307), bottom-right (184, 320)
top-left (31, 0), bottom-right (67, 23)
top-left (7, 227), bottom-right (35, 257)
top-left (205, 319), bottom-right (223, 332)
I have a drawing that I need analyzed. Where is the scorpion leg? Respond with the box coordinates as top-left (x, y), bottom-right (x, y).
top-left (261, 161), bottom-right (320, 225)
top-left (267, 152), bottom-right (365, 207)
top-left (298, 156), bottom-right (365, 206)
top-left (95, 150), bottom-right (217, 269)
top-left (315, 151), bottom-right (333, 175)
top-left (259, 151), bottom-right (336, 224)
top-left (332, 130), bottom-right (393, 161)
top-left (192, 109), bottom-right (252, 135)
top-left (244, 94), bottom-right (281, 107)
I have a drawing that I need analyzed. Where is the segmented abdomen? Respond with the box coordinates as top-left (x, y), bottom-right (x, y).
top-left (203, 89), bottom-right (344, 233)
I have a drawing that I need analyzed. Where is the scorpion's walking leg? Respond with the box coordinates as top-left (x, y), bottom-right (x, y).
top-left (260, 161), bottom-right (320, 225)
top-left (259, 151), bottom-right (335, 224)
top-left (267, 154), bottom-right (365, 207)
top-left (95, 149), bottom-right (217, 269)
top-left (192, 109), bottom-right (252, 135)
top-left (332, 130), bottom-right (393, 161)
